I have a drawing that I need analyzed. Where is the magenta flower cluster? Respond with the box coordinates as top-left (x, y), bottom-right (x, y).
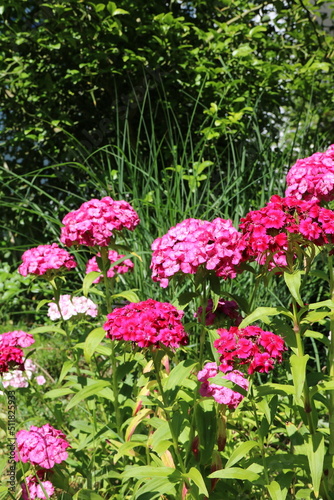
top-left (18, 243), bottom-right (77, 277)
top-left (47, 294), bottom-right (98, 321)
top-left (195, 298), bottom-right (242, 327)
top-left (214, 325), bottom-right (286, 374)
top-left (151, 218), bottom-right (245, 287)
top-left (286, 144), bottom-right (334, 202)
top-left (60, 196), bottom-right (140, 247)
top-left (16, 423), bottom-right (70, 469)
top-left (0, 330), bottom-right (35, 374)
top-left (239, 195), bottom-right (334, 268)
top-left (22, 471), bottom-right (54, 500)
top-left (86, 249), bottom-right (134, 283)
top-left (103, 299), bottom-right (188, 348)
top-left (197, 362), bottom-right (249, 408)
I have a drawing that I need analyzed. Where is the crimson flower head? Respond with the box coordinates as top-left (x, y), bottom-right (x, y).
top-left (240, 195), bottom-right (334, 269)
top-left (214, 325), bottom-right (286, 375)
top-left (18, 243), bottom-right (77, 277)
top-left (150, 218), bottom-right (245, 288)
top-left (103, 299), bottom-right (188, 349)
top-left (285, 144), bottom-right (334, 203)
top-left (60, 197), bottom-right (140, 247)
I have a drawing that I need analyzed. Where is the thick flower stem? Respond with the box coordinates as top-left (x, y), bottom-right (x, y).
top-left (100, 246), bottom-right (123, 438)
top-left (327, 256), bottom-right (334, 489)
top-left (198, 280), bottom-right (208, 369)
top-left (152, 352), bottom-right (188, 480)
top-left (291, 299), bottom-right (315, 435)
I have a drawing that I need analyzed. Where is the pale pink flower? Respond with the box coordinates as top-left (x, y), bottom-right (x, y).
top-left (22, 472), bottom-right (55, 500)
top-left (48, 295), bottom-right (98, 320)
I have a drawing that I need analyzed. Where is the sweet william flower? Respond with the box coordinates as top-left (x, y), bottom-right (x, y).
top-left (86, 249), bottom-right (134, 283)
top-left (0, 330), bottom-right (35, 348)
top-left (48, 294), bottom-right (98, 320)
top-left (104, 299), bottom-right (188, 348)
top-left (15, 424), bottom-right (70, 469)
top-left (151, 218), bottom-right (245, 287)
top-left (21, 471), bottom-right (55, 500)
top-left (18, 243), bottom-right (77, 277)
top-left (60, 197), bottom-right (140, 247)
top-left (197, 362), bottom-right (249, 408)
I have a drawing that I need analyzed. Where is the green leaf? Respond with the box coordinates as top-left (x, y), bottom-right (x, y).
top-left (134, 477), bottom-right (177, 498)
top-left (122, 466), bottom-right (181, 480)
top-left (36, 298), bottom-right (50, 311)
top-left (29, 325), bottom-right (66, 336)
top-left (301, 310), bottom-right (331, 323)
top-left (111, 290), bottom-right (140, 302)
top-left (65, 381), bottom-right (111, 411)
top-left (256, 384), bottom-right (295, 397)
top-left (184, 467), bottom-right (209, 496)
top-left (304, 330), bottom-right (330, 346)
top-left (195, 399), bottom-right (216, 465)
top-left (73, 490), bottom-right (105, 500)
top-left (225, 441), bottom-right (260, 468)
top-left (58, 360), bottom-right (75, 384)
top-left (83, 327), bottom-right (106, 363)
top-left (290, 354), bottom-right (309, 401)
top-left (284, 271), bottom-right (304, 307)
top-left (209, 467), bottom-right (259, 481)
top-left (164, 360), bottom-right (197, 404)
top-left (208, 375), bottom-right (247, 396)
top-left (305, 432), bottom-right (324, 498)
top-left (239, 307), bottom-right (293, 328)
top-left (267, 480), bottom-right (287, 500)
top-left (82, 272), bottom-right (101, 297)
top-left (44, 388), bottom-right (75, 399)
top-left (308, 299), bottom-right (334, 310)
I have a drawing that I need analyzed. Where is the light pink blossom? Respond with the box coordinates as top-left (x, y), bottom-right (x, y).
top-left (48, 295), bottom-right (98, 320)
top-left (21, 471), bottom-right (55, 500)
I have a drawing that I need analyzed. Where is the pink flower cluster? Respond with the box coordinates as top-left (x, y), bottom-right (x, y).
top-left (197, 362), bottom-right (249, 408)
top-left (103, 299), bottom-right (188, 348)
top-left (47, 294), bottom-right (98, 321)
top-left (22, 471), bottom-right (54, 500)
top-left (0, 331), bottom-right (35, 374)
top-left (2, 359), bottom-right (46, 388)
top-left (16, 424), bottom-right (70, 469)
top-left (86, 249), bottom-right (134, 283)
top-left (214, 325), bottom-right (285, 374)
top-left (240, 195), bottom-right (334, 268)
top-left (151, 218), bottom-right (245, 287)
top-left (286, 144), bottom-right (334, 202)
top-left (195, 299), bottom-right (242, 327)
top-left (60, 197), bottom-right (140, 247)
top-left (18, 243), bottom-right (77, 277)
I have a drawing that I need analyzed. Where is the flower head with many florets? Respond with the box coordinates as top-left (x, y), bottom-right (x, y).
top-left (47, 295), bottom-right (98, 321)
top-left (60, 197), bottom-right (140, 247)
top-left (151, 218), bottom-right (245, 287)
top-left (285, 144), bottom-right (334, 202)
top-left (197, 362), bottom-right (249, 408)
top-left (214, 325), bottom-right (286, 374)
top-left (86, 249), bottom-right (134, 283)
top-left (0, 331), bottom-right (35, 374)
top-left (240, 195), bottom-right (334, 269)
top-left (18, 244), bottom-right (77, 277)
top-left (15, 424), bottom-right (70, 469)
top-left (21, 471), bottom-right (55, 500)
top-left (103, 299), bottom-right (188, 348)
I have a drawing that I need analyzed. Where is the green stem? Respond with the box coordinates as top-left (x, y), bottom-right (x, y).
top-left (152, 351), bottom-right (188, 476)
top-left (292, 298), bottom-right (315, 434)
top-left (250, 381), bottom-right (269, 487)
top-left (198, 280), bottom-right (208, 368)
top-left (100, 246), bottom-right (122, 438)
top-left (327, 256), bottom-right (334, 489)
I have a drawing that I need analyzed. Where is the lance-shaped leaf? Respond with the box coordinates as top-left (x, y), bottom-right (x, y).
top-left (284, 271), bottom-right (304, 307)
top-left (65, 380), bottom-right (111, 411)
top-left (290, 354), bottom-right (309, 402)
top-left (305, 432), bottom-right (324, 498)
top-left (84, 327), bottom-right (106, 363)
top-left (239, 306), bottom-right (293, 328)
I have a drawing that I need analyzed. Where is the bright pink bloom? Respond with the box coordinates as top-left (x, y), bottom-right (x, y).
top-left (197, 362), bottom-right (249, 408)
top-left (240, 195), bottom-right (334, 268)
top-left (214, 325), bottom-right (285, 374)
top-left (103, 299), bottom-right (188, 348)
top-left (60, 197), bottom-right (140, 247)
top-left (18, 244), bottom-right (77, 277)
top-left (285, 145), bottom-right (334, 202)
top-left (151, 218), bottom-right (245, 287)
top-left (195, 299), bottom-right (242, 327)
top-left (0, 346), bottom-right (24, 373)
top-left (86, 249), bottom-right (134, 283)
top-left (48, 294), bottom-right (98, 320)
top-left (15, 424), bottom-right (70, 469)
top-left (21, 471), bottom-right (54, 500)
top-left (0, 330), bottom-right (35, 348)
